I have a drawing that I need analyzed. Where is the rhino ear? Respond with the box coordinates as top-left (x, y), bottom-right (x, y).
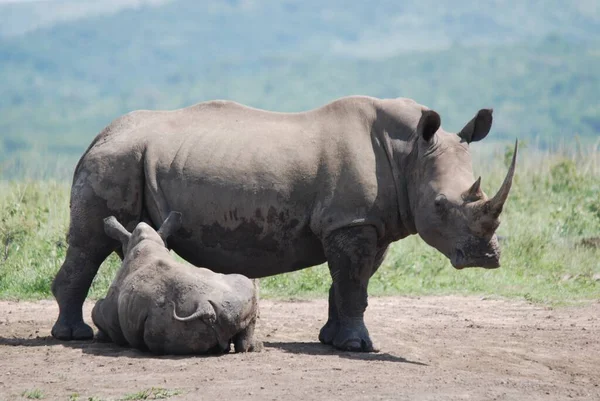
top-left (104, 216), bottom-right (131, 248)
top-left (417, 109), bottom-right (441, 142)
top-left (458, 109), bottom-right (493, 143)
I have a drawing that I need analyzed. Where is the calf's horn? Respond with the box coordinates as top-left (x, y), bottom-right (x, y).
top-left (488, 140), bottom-right (518, 215)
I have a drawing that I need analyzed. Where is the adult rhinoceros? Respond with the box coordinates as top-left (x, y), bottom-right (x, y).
top-left (51, 96), bottom-right (517, 352)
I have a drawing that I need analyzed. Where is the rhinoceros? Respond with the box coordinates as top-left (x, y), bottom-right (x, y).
top-left (92, 212), bottom-right (261, 354)
top-left (51, 95), bottom-right (517, 352)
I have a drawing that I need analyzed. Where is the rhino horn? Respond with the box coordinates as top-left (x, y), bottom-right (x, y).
top-left (463, 176), bottom-right (483, 202)
top-left (488, 140), bottom-right (518, 215)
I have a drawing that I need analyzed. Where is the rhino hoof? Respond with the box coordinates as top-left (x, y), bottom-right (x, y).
top-left (331, 323), bottom-right (379, 353)
top-left (94, 329), bottom-right (112, 343)
top-left (247, 340), bottom-right (264, 353)
top-left (51, 321), bottom-right (94, 341)
top-left (318, 320), bottom-right (339, 345)
top-left (334, 338), bottom-right (379, 353)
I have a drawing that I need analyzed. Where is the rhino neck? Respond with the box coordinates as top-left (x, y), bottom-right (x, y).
top-left (378, 128), bottom-right (418, 238)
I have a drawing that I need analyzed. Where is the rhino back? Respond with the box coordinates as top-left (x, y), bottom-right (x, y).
top-left (81, 96), bottom-right (396, 277)
top-left (141, 98), bottom-right (392, 276)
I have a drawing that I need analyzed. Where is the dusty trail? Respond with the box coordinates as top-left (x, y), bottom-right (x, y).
top-left (1, 296), bottom-right (599, 401)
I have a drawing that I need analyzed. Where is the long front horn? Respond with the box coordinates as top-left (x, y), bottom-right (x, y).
top-left (489, 140), bottom-right (518, 215)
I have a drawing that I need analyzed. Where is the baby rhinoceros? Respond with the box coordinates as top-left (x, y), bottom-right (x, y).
top-left (91, 212), bottom-right (261, 355)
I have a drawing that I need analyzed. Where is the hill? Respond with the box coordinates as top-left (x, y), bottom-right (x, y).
top-left (2, 0), bottom-right (599, 48)
top-left (0, 0), bottom-right (599, 178)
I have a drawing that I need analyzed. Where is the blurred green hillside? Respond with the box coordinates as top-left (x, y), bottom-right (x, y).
top-left (0, 0), bottom-right (599, 178)
top-left (0, 1), bottom-right (599, 304)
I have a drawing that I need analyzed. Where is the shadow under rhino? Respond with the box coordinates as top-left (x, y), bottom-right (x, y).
top-left (0, 335), bottom-right (426, 365)
top-left (264, 341), bottom-right (427, 365)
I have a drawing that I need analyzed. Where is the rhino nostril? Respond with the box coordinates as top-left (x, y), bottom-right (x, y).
top-left (456, 249), bottom-right (465, 261)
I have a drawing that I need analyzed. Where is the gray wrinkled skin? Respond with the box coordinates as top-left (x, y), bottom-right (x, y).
top-left (91, 213), bottom-right (261, 355)
top-left (51, 96), bottom-right (517, 351)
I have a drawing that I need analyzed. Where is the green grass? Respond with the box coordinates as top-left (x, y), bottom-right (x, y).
top-left (63, 389), bottom-right (181, 401)
top-left (21, 389), bottom-right (44, 399)
top-left (119, 388), bottom-right (181, 401)
top-left (0, 144), bottom-right (599, 305)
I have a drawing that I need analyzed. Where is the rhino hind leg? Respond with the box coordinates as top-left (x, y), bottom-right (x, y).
top-left (320, 225), bottom-right (383, 352)
top-left (51, 242), bottom-right (115, 340)
top-left (51, 173), bottom-right (141, 341)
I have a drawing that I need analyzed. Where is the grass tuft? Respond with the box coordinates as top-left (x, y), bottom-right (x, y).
top-left (119, 388), bottom-right (181, 400)
top-left (21, 389), bottom-right (44, 399)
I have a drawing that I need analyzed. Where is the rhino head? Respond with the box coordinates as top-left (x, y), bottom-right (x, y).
top-left (410, 109), bottom-right (517, 269)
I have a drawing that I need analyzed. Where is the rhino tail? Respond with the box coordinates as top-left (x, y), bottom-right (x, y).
top-left (171, 300), bottom-right (217, 324)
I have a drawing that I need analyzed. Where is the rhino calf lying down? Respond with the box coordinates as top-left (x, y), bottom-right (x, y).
top-left (91, 212), bottom-right (261, 355)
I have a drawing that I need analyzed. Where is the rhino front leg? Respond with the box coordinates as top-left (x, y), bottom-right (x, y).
top-left (318, 284), bottom-right (340, 345)
top-left (319, 241), bottom-right (388, 345)
top-left (233, 317), bottom-right (262, 353)
top-left (320, 225), bottom-right (380, 352)
top-left (320, 235), bottom-right (389, 351)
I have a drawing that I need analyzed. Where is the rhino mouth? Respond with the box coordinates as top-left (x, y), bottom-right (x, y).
top-left (451, 248), bottom-right (500, 270)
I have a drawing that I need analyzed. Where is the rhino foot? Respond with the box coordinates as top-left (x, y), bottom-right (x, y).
top-left (329, 321), bottom-right (379, 353)
top-left (318, 319), bottom-right (340, 345)
top-left (51, 319), bottom-right (94, 341)
top-left (236, 340), bottom-right (263, 353)
top-left (233, 324), bottom-right (261, 353)
top-left (94, 329), bottom-right (112, 343)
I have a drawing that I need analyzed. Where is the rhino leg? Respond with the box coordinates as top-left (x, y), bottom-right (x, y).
top-left (318, 284), bottom-right (340, 345)
top-left (320, 226), bottom-right (384, 352)
top-left (319, 244), bottom-right (389, 347)
top-left (233, 316), bottom-right (262, 353)
top-left (92, 298), bottom-right (128, 346)
top-left (51, 243), bottom-right (115, 340)
top-left (51, 175), bottom-right (141, 340)
top-left (94, 329), bottom-right (112, 343)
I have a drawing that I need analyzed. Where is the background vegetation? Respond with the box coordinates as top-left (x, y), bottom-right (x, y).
top-left (1, 144), bottom-right (598, 304)
top-left (0, 0), bottom-right (598, 304)
top-left (1, 0), bottom-right (600, 178)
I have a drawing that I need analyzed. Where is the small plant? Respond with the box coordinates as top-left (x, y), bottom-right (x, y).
top-left (21, 389), bottom-right (44, 399)
top-left (120, 388), bottom-right (181, 400)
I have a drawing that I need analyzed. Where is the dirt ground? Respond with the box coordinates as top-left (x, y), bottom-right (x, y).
top-left (1, 296), bottom-right (599, 401)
